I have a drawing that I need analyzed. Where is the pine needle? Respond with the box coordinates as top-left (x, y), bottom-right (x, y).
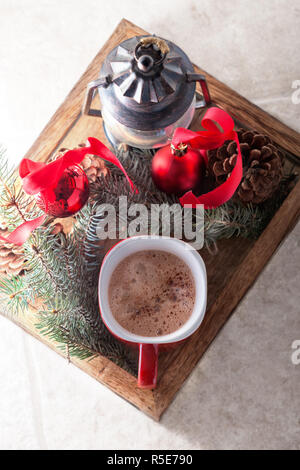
top-left (0, 144), bottom-right (296, 376)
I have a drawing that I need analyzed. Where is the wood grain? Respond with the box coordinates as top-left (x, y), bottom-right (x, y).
top-left (1, 19), bottom-right (300, 421)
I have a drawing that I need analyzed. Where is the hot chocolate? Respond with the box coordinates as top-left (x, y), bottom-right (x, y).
top-left (108, 250), bottom-right (195, 336)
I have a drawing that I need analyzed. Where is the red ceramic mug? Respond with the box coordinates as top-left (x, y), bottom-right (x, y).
top-left (98, 236), bottom-right (207, 389)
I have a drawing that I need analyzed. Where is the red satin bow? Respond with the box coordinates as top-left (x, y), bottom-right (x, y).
top-left (175, 107), bottom-right (243, 209)
top-left (1, 138), bottom-right (136, 246)
top-left (20, 137), bottom-right (136, 195)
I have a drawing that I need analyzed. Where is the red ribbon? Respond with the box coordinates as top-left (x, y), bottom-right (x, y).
top-left (20, 137), bottom-right (136, 195)
top-left (1, 138), bottom-right (136, 246)
top-left (176, 107), bottom-right (243, 209)
top-left (2, 109), bottom-right (241, 246)
top-left (0, 215), bottom-right (46, 246)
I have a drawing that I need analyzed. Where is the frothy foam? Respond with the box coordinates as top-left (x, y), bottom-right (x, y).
top-left (108, 250), bottom-right (195, 337)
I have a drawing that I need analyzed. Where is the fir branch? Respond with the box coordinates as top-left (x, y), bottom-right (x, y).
top-left (0, 275), bottom-right (34, 315)
top-left (0, 147), bottom-right (29, 227)
top-left (35, 298), bottom-right (136, 372)
top-left (21, 209), bottom-right (136, 374)
top-left (0, 144), bottom-right (296, 378)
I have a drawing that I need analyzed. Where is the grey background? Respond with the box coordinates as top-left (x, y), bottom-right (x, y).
top-left (0, 0), bottom-right (299, 450)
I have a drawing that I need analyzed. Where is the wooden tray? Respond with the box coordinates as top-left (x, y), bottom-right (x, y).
top-left (1, 19), bottom-right (300, 421)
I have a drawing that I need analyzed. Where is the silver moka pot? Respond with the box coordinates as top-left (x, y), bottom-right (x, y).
top-left (82, 36), bottom-right (211, 149)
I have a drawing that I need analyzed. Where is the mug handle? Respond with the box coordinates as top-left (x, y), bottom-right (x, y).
top-left (138, 344), bottom-right (158, 389)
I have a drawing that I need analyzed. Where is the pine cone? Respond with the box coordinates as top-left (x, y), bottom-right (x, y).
top-left (207, 128), bottom-right (284, 204)
top-left (78, 143), bottom-right (108, 183)
top-left (0, 199), bottom-right (40, 277)
top-left (80, 154), bottom-right (108, 182)
top-left (55, 144), bottom-right (108, 183)
top-left (0, 224), bottom-right (25, 277)
top-left (51, 217), bottom-right (75, 236)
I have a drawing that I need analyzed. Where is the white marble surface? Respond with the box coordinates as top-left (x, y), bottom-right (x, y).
top-left (0, 0), bottom-right (299, 450)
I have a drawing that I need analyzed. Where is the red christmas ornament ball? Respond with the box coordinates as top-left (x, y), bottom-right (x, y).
top-left (151, 143), bottom-right (205, 195)
top-left (35, 165), bottom-right (89, 218)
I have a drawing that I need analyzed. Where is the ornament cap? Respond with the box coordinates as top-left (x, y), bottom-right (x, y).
top-left (170, 142), bottom-right (188, 157)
